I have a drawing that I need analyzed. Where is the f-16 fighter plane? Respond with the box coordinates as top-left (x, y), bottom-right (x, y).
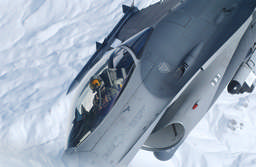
top-left (63, 0), bottom-right (256, 166)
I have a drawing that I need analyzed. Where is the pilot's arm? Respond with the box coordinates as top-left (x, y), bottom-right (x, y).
top-left (105, 87), bottom-right (119, 102)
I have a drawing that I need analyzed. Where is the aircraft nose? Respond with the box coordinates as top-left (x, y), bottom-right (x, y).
top-left (63, 151), bottom-right (113, 167)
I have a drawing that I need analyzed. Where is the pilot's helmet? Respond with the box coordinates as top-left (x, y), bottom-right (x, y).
top-left (89, 76), bottom-right (103, 92)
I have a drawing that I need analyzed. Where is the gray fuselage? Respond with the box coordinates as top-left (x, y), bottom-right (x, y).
top-left (64, 0), bottom-right (256, 166)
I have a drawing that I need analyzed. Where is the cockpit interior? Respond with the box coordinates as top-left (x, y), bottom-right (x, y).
top-left (68, 47), bottom-right (135, 147)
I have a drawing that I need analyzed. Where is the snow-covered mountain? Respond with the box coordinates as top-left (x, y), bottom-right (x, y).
top-left (1, 0), bottom-right (256, 166)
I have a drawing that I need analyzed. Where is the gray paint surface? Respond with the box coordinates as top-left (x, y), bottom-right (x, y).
top-left (64, 0), bottom-right (256, 166)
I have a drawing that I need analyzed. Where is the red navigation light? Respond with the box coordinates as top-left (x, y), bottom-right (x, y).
top-left (193, 103), bottom-right (198, 110)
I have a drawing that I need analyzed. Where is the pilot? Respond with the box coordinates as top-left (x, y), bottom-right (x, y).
top-left (89, 76), bottom-right (119, 118)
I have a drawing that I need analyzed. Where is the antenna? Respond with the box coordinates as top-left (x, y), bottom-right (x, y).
top-left (131, 0), bottom-right (134, 7)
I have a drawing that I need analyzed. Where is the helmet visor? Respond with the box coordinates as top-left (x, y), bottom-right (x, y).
top-left (90, 79), bottom-right (101, 90)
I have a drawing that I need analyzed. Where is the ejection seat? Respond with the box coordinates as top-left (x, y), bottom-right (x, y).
top-left (100, 68), bottom-right (126, 90)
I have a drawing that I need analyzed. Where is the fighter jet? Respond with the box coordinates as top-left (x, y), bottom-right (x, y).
top-left (63, 0), bottom-right (256, 166)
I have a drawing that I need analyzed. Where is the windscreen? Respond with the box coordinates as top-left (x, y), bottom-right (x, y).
top-left (68, 47), bottom-right (135, 148)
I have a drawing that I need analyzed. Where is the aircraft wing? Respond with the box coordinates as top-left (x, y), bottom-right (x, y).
top-left (117, 0), bottom-right (181, 42)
